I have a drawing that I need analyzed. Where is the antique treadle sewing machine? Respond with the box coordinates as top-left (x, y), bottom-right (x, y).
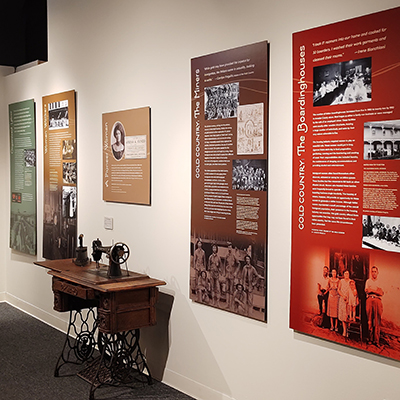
top-left (34, 235), bottom-right (166, 400)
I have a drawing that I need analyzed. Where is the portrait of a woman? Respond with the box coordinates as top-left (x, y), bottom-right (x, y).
top-left (111, 122), bottom-right (125, 160)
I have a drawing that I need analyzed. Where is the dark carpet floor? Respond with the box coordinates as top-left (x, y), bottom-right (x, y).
top-left (0, 302), bottom-right (195, 400)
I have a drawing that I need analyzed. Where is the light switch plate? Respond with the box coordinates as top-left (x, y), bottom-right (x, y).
top-left (104, 216), bottom-right (113, 230)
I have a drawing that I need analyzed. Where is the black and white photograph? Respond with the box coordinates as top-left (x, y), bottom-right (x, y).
top-left (111, 121), bottom-right (126, 161)
top-left (190, 235), bottom-right (266, 319)
top-left (237, 103), bottom-right (264, 155)
top-left (10, 211), bottom-right (36, 255)
top-left (232, 159), bottom-right (267, 191)
top-left (24, 149), bottom-right (36, 167)
top-left (62, 186), bottom-right (77, 219)
top-left (63, 162), bottom-right (77, 185)
top-left (204, 82), bottom-right (239, 120)
top-left (364, 120), bottom-right (400, 160)
top-left (42, 190), bottom-right (63, 260)
top-left (313, 57), bottom-right (371, 106)
top-left (362, 215), bottom-right (400, 254)
top-left (43, 190), bottom-right (76, 260)
top-left (49, 100), bottom-right (69, 130)
top-left (62, 139), bottom-right (76, 160)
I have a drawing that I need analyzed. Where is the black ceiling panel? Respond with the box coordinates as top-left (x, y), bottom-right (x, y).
top-left (0, 0), bottom-right (47, 68)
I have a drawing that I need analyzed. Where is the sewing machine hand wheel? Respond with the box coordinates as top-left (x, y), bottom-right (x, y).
top-left (110, 242), bottom-right (130, 265)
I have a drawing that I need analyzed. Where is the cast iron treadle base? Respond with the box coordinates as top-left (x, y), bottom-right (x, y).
top-left (54, 308), bottom-right (98, 377)
top-left (78, 357), bottom-right (112, 386)
top-left (82, 329), bottom-right (152, 400)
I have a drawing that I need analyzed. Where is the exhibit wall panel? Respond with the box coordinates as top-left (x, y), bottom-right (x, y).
top-left (0, 70), bottom-right (9, 299)
top-left (2, 64), bottom-right (63, 326)
top-left (2, 1), bottom-right (400, 400)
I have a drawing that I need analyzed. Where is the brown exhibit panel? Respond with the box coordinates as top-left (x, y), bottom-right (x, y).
top-left (102, 107), bottom-right (151, 205)
top-left (42, 90), bottom-right (77, 260)
top-left (190, 41), bottom-right (269, 322)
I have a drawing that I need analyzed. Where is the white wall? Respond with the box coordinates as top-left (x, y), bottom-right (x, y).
top-left (0, 66), bottom-right (14, 300)
top-left (2, 1), bottom-right (400, 399)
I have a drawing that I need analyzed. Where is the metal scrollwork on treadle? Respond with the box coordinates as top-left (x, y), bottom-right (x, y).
top-left (79, 329), bottom-right (153, 400)
top-left (112, 348), bottom-right (134, 382)
top-left (75, 331), bottom-right (95, 361)
top-left (54, 308), bottom-right (98, 378)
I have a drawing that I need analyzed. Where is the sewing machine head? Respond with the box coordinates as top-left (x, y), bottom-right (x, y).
top-left (91, 238), bottom-right (130, 278)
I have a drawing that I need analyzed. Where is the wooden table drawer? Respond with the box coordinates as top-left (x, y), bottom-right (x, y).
top-left (52, 277), bottom-right (95, 300)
